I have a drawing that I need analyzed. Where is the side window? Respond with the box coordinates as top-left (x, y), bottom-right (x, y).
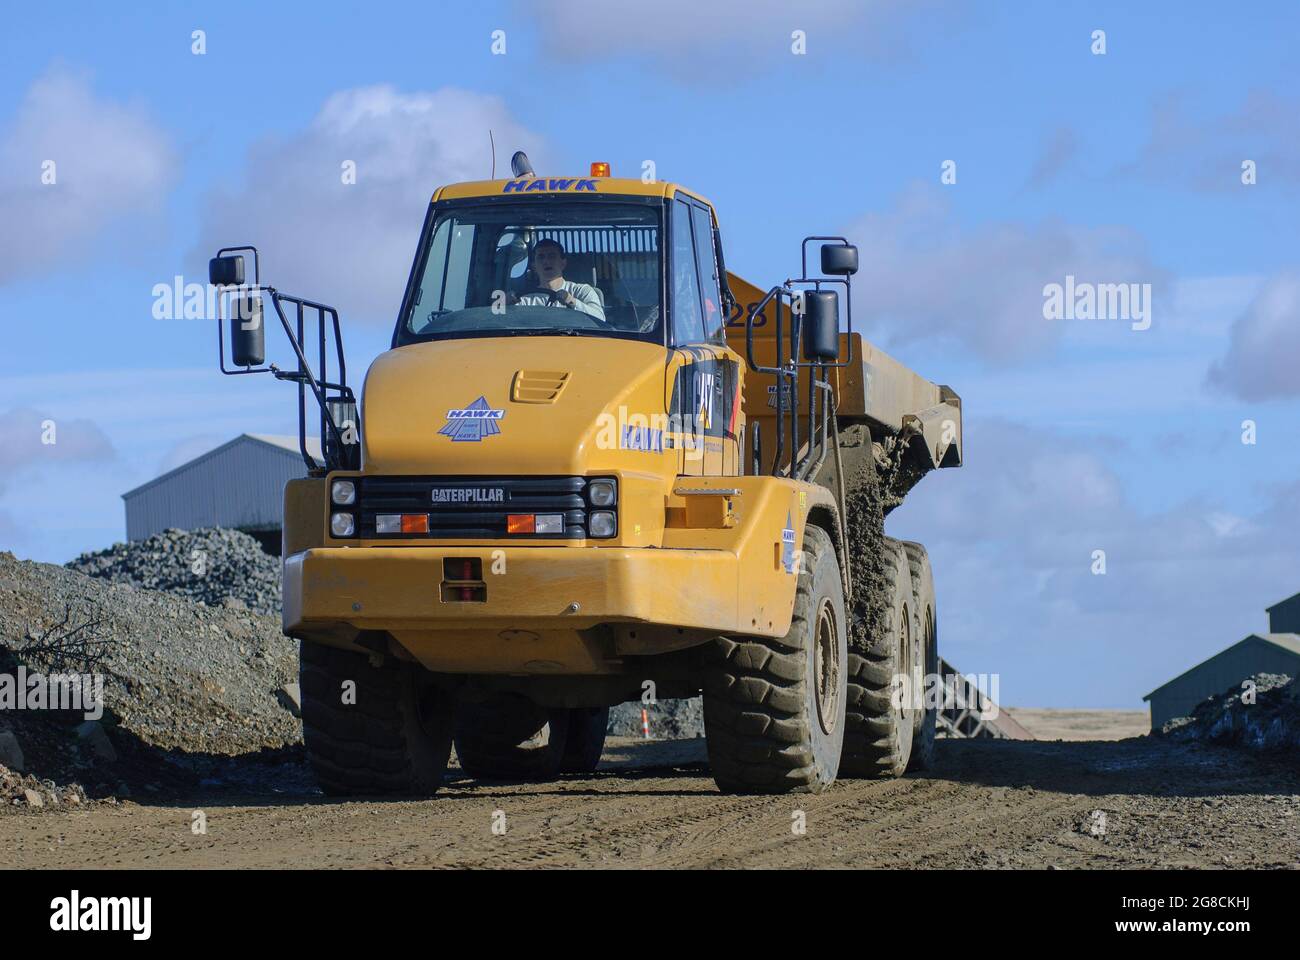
top-left (442, 223), bottom-right (474, 311)
top-left (414, 218), bottom-right (474, 319)
top-left (670, 198), bottom-right (705, 345)
top-left (691, 204), bottom-right (724, 341)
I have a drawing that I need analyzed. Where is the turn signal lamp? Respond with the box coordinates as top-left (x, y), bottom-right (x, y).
top-left (401, 514), bottom-right (429, 534)
top-left (507, 514), bottom-right (536, 534)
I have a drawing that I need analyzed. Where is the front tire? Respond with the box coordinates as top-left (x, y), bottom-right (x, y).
top-left (703, 525), bottom-right (847, 794)
top-left (300, 642), bottom-right (454, 797)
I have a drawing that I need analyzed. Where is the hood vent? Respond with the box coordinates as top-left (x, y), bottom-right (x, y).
top-left (511, 370), bottom-right (571, 404)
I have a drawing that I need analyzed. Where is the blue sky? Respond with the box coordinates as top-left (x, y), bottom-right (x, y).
top-left (1, 1), bottom-right (1297, 708)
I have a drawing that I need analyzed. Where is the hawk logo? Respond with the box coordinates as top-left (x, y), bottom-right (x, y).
top-left (439, 396), bottom-right (505, 442)
top-left (502, 178), bottom-right (597, 193)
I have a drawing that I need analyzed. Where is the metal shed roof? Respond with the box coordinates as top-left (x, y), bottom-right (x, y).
top-left (1143, 633), bottom-right (1300, 701)
top-left (122, 434), bottom-right (322, 500)
top-left (120, 433), bottom-right (325, 542)
top-left (1266, 591), bottom-right (1300, 612)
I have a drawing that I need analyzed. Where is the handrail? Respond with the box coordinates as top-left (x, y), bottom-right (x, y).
top-left (214, 245), bottom-right (356, 473)
top-left (741, 236), bottom-right (858, 478)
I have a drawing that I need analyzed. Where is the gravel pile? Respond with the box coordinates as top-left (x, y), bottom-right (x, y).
top-left (0, 761), bottom-right (88, 811)
top-left (608, 697), bottom-right (704, 739)
top-left (0, 551), bottom-right (300, 758)
top-left (1162, 673), bottom-right (1300, 752)
top-left (66, 527), bottom-right (281, 616)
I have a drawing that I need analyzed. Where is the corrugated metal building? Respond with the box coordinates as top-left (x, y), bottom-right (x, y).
top-left (1266, 592), bottom-right (1300, 633)
top-left (1143, 592), bottom-right (1300, 730)
top-left (122, 434), bottom-right (321, 551)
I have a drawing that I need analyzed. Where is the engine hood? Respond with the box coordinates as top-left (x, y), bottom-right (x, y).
top-left (361, 337), bottom-right (671, 475)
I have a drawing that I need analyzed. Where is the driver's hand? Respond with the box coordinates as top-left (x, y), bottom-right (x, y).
top-left (561, 291), bottom-right (577, 307)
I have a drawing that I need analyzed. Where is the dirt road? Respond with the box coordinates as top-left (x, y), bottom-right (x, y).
top-left (2, 736), bottom-right (1297, 869)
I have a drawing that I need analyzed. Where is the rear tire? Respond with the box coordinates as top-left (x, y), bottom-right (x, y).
top-left (454, 694), bottom-right (570, 782)
top-left (559, 706), bottom-right (609, 774)
top-left (299, 642), bottom-right (454, 797)
top-left (839, 538), bottom-right (916, 778)
top-left (902, 542), bottom-right (937, 772)
top-left (703, 525), bottom-right (847, 794)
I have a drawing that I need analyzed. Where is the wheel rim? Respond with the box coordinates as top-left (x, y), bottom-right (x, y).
top-left (813, 599), bottom-right (840, 735)
top-left (897, 604), bottom-right (913, 717)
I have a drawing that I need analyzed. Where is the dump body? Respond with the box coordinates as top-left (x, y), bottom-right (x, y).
top-left (725, 271), bottom-right (963, 475)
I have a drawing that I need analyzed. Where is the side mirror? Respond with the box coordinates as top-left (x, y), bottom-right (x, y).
top-left (209, 255), bottom-right (245, 287)
top-left (820, 243), bottom-right (858, 276)
top-left (229, 290), bottom-right (265, 367)
top-left (802, 290), bottom-right (840, 362)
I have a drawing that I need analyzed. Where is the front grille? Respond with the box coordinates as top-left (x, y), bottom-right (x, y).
top-left (355, 476), bottom-right (605, 539)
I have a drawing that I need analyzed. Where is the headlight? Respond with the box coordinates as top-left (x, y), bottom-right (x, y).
top-left (589, 511), bottom-right (616, 538)
top-left (330, 512), bottom-right (356, 537)
top-left (331, 479), bottom-right (356, 505)
top-left (588, 479), bottom-right (617, 507)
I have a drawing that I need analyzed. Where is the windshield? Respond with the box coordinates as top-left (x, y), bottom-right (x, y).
top-left (397, 200), bottom-right (662, 345)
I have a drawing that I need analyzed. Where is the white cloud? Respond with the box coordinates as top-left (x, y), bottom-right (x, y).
top-left (1206, 269), bottom-right (1300, 401)
top-left (193, 85), bottom-right (543, 323)
top-left (1026, 127), bottom-right (1079, 188)
top-left (0, 66), bottom-right (178, 284)
top-left (0, 406), bottom-right (115, 472)
top-left (519, 0), bottom-right (957, 74)
top-left (844, 183), bottom-right (1164, 364)
top-left (1121, 90), bottom-right (1300, 190)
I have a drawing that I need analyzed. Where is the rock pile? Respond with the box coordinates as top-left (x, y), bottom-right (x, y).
top-left (66, 527), bottom-right (281, 616)
top-left (608, 697), bottom-right (704, 739)
top-left (1162, 673), bottom-right (1300, 752)
top-left (0, 548), bottom-right (297, 759)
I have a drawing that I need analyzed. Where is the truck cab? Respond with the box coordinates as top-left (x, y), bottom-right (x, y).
top-left (284, 172), bottom-right (817, 676)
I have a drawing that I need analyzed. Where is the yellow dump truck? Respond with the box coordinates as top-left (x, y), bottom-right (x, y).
top-left (209, 152), bottom-right (962, 795)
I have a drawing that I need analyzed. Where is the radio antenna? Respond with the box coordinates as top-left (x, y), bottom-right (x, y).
top-left (489, 130), bottom-right (496, 179)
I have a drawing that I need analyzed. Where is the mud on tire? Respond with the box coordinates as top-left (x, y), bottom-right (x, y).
top-left (902, 541), bottom-right (937, 772)
top-left (702, 525), bottom-right (847, 794)
top-left (839, 538), bottom-right (917, 778)
top-left (300, 641), bottom-right (454, 796)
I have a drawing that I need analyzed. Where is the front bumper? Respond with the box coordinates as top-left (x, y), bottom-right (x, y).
top-left (284, 545), bottom-right (786, 674)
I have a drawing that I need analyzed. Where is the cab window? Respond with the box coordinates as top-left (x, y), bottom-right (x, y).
top-left (398, 200), bottom-right (662, 345)
top-left (670, 197), bottom-right (705, 345)
top-left (691, 203), bottom-right (724, 341)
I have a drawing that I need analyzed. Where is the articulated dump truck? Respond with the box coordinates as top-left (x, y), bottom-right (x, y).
top-left (210, 153), bottom-right (962, 795)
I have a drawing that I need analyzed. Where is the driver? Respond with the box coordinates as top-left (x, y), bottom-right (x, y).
top-left (513, 238), bottom-right (605, 321)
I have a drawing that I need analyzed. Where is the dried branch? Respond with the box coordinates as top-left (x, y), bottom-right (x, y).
top-left (13, 604), bottom-right (111, 673)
